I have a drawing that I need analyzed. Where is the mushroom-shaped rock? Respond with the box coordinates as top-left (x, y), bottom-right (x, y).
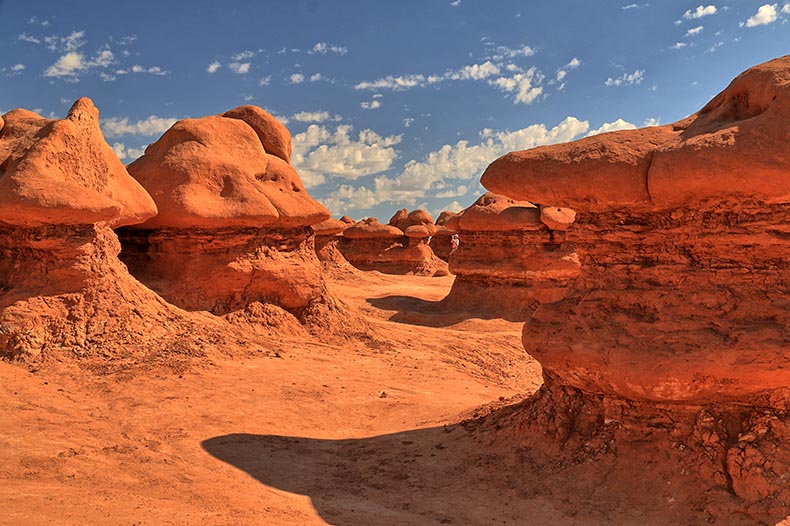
top-left (339, 218), bottom-right (447, 276)
top-left (480, 57), bottom-right (790, 508)
top-left (0, 99), bottom-right (211, 363)
top-left (404, 224), bottom-right (431, 238)
top-left (119, 108), bottom-right (337, 321)
top-left (443, 192), bottom-right (581, 320)
top-left (456, 193), bottom-right (542, 232)
top-left (539, 205), bottom-right (576, 231)
top-left (388, 209), bottom-right (409, 229)
top-left (312, 218), bottom-right (347, 236)
top-left (340, 215), bottom-right (355, 224)
top-left (0, 98), bottom-right (157, 228)
top-left (128, 115), bottom-right (328, 230)
top-left (222, 105), bottom-right (292, 163)
top-left (482, 56), bottom-right (790, 212)
top-left (343, 218), bottom-right (404, 239)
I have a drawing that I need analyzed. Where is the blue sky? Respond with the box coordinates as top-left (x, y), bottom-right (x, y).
top-left (1, 1), bottom-right (788, 220)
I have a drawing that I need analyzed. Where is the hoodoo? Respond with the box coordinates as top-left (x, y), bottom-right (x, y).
top-left (443, 193), bottom-right (580, 320)
top-left (339, 210), bottom-right (448, 276)
top-left (482, 56), bottom-right (790, 511)
top-left (0, 99), bottom-right (201, 362)
top-left (120, 105), bottom-right (337, 321)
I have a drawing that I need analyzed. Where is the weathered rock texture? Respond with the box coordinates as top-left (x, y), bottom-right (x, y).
top-left (340, 214), bottom-right (448, 276)
top-left (0, 99), bottom-right (213, 364)
top-left (311, 218), bottom-right (355, 272)
top-left (120, 106), bottom-right (348, 327)
top-left (444, 193), bottom-right (580, 320)
top-left (481, 56), bottom-right (790, 513)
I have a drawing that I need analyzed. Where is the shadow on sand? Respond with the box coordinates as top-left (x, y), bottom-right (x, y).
top-left (366, 293), bottom-right (535, 327)
top-left (200, 400), bottom-right (783, 526)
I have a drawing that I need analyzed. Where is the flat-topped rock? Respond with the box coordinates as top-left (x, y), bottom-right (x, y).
top-left (482, 56), bottom-right (790, 211)
top-left (456, 193), bottom-right (543, 232)
top-left (343, 218), bottom-right (404, 239)
top-left (0, 98), bottom-right (157, 228)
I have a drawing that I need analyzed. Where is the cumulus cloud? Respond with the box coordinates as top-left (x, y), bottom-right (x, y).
top-left (447, 61), bottom-right (500, 80)
top-left (292, 124), bottom-right (402, 187)
top-left (685, 25), bottom-right (704, 37)
top-left (102, 115), bottom-right (178, 138)
top-left (585, 118), bottom-right (637, 136)
top-left (486, 44), bottom-right (536, 61)
top-left (228, 62), bottom-right (250, 74)
top-left (111, 142), bottom-right (146, 161)
top-left (207, 61), bottom-right (221, 73)
top-left (489, 67), bottom-right (544, 104)
top-left (361, 99), bottom-right (382, 110)
top-left (683, 5), bottom-right (717, 19)
top-left (115, 65), bottom-right (168, 76)
top-left (783, 3), bottom-right (790, 13)
top-left (322, 117), bottom-right (590, 213)
top-left (671, 42), bottom-right (688, 49)
top-left (44, 49), bottom-right (115, 78)
top-left (450, 0), bottom-right (461, 6)
top-left (355, 74), bottom-right (427, 91)
top-left (289, 73), bottom-right (305, 84)
top-left (643, 117), bottom-right (661, 126)
top-left (17, 32), bottom-right (41, 44)
top-left (743, 4), bottom-right (779, 26)
top-left (605, 69), bottom-right (644, 87)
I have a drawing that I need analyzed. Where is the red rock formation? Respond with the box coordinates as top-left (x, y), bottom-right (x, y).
top-left (0, 99), bottom-right (211, 363)
top-left (340, 215), bottom-right (447, 276)
top-left (442, 193), bottom-right (580, 320)
top-left (481, 56), bottom-right (790, 512)
top-left (312, 217), bottom-right (354, 270)
top-left (120, 106), bottom-right (341, 323)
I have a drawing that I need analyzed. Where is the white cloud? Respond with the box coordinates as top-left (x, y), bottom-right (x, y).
top-left (685, 25), bottom-right (704, 37)
top-left (292, 124), bottom-right (402, 187)
top-left (782, 3), bottom-right (790, 13)
top-left (323, 117), bottom-right (590, 213)
top-left (43, 30), bottom-right (86, 53)
top-left (361, 99), bottom-right (382, 110)
top-left (556, 57), bottom-right (581, 82)
top-left (487, 44), bottom-right (536, 60)
top-left (289, 73), bottom-right (305, 84)
top-left (605, 69), bottom-right (644, 87)
top-left (671, 42), bottom-right (688, 49)
top-left (232, 50), bottom-right (256, 60)
top-left (643, 117), bottom-right (661, 126)
top-left (18, 32), bottom-right (41, 44)
top-left (489, 67), bottom-right (544, 104)
top-left (743, 4), bottom-right (778, 26)
top-left (450, 0), bottom-right (461, 6)
top-left (207, 61), bottom-right (221, 73)
top-left (291, 111), bottom-right (332, 123)
top-left (355, 74), bottom-right (427, 90)
top-left (117, 64), bottom-right (168, 76)
top-left (111, 142), bottom-right (146, 161)
top-left (102, 115), bottom-right (178, 138)
top-left (228, 62), bottom-right (250, 74)
top-left (585, 118), bottom-right (637, 136)
top-left (44, 52), bottom-right (88, 77)
top-left (309, 42), bottom-right (348, 55)
top-left (258, 75), bottom-right (271, 86)
top-left (705, 41), bottom-right (724, 53)
top-left (683, 5), bottom-right (717, 19)
top-left (435, 184), bottom-right (470, 198)
top-left (447, 61), bottom-right (500, 80)
top-left (444, 201), bottom-right (464, 212)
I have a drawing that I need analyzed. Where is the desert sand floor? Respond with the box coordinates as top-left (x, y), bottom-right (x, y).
top-left (2, 272), bottom-right (787, 526)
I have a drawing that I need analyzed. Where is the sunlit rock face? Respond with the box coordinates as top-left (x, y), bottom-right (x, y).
top-left (481, 56), bottom-right (790, 509)
top-left (339, 211), bottom-right (448, 276)
top-left (443, 193), bottom-right (580, 321)
top-left (120, 105), bottom-right (334, 317)
top-left (0, 99), bottom-right (191, 362)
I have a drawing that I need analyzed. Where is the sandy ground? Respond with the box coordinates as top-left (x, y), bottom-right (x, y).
top-left (2, 271), bottom-right (789, 526)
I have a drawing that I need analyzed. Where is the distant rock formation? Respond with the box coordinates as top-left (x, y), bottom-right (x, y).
top-left (429, 210), bottom-right (459, 261)
top-left (311, 217), bottom-right (354, 271)
top-left (119, 105), bottom-right (353, 330)
top-left (482, 56), bottom-right (790, 513)
top-left (442, 193), bottom-right (580, 320)
top-left (0, 99), bottom-right (210, 363)
top-left (339, 211), bottom-right (448, 276)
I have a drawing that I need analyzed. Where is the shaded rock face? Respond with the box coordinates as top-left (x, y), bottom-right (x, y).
top-left (444, 193), bottom-right (580, 320)
top-left (430, 211), bottom-right (459, 262)
top-left (0, 100), bottom-right (202, 363)
top-left (121, 106), bottom-right (334, 319)
top-left (339, 217), bottom-right (448, 276)
top-left (481, 57), bottom-right (790, 510)
top-left (311, 218), bottom-right (348, 265)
